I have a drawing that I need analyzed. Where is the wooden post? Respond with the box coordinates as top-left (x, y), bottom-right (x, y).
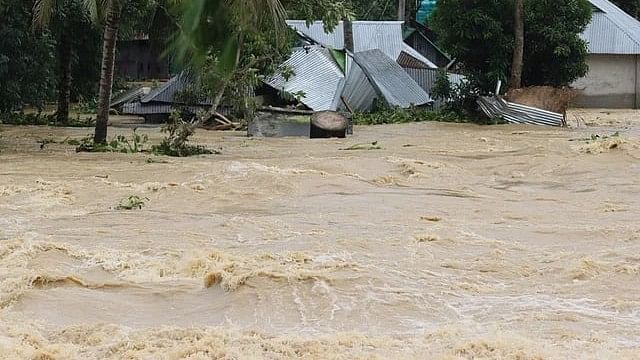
top-left (344, 20), bottom-right (354, 52)
top-left (398, 0), bottom-right (406, 21)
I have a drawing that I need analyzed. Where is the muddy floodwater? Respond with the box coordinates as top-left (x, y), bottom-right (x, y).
top-left (1, 110), bottom-right (639, 359)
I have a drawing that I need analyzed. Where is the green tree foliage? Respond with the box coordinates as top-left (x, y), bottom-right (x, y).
top-left (523, 0), bottom-right (592, 87)
top-left (611, 0), bottom-right (640, 19)
top-left (343, 0), bottom-right (397, 20)
top-left (172, 0), bottom-right (352, 110)
top-left (343, 0), bottom-right (423, 21)
top-left (34, 0), bottom-right (101, 122)
top-left (431, 0), bottom-right (592, 92)
top-left (287, 0), bottom-right (353, 26)
top-left (431, 1), bottom-right (512, 91)
top-left (69, 21), bottom-right (102, 101)
top-left (0, 0), bottom-right (56, 112)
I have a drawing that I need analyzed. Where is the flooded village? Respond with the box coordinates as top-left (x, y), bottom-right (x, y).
top-left (1, 0), bottom-right (639, 359)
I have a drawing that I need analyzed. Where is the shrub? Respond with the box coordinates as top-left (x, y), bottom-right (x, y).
top-left (150, 111), bottom-right (219, 157)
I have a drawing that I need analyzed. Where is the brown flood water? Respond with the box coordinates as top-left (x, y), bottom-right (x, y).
top-left (1, 110), bottom-right (639, 359)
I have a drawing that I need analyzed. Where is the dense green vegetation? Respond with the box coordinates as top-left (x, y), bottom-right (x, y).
top-left (0, 0), bottom-right (56, 112)
top-left (0, 0), bottom-right (614, 142)
top-left (353, 108), bottom-right (492, 126)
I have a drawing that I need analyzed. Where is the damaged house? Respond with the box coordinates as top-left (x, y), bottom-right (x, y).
top-left (116, 20), bottom-right (459, 132)
top-left (264, 20), bottom-right (436, 113)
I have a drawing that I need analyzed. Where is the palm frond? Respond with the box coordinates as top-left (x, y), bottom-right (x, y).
top-left (32, 0), bottom-right (58, 29)
top-left (83, 0), bottom-right (112, 21)
top-left (171, 0), bottom-right (287, 73)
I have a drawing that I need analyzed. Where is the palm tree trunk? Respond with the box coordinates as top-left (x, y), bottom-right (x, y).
top-left (509, 0), bottom-right (524, 90)
top-left (56, 31), bottom-right (72, 124)
top-left (94, 6), bottom-right (121, 143)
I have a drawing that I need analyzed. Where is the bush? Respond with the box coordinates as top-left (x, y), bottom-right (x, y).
top-left (353, 107), bottom-right (469, 126)
top-left (150, 111), bottom-right (219, 157)
top-left (74, 96), bottom-right (98, 114)
top-left (76, 129), bottom-right (148, 153)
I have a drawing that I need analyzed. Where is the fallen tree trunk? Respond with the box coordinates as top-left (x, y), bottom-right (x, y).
top-left (259, 106), bottom-right (315, 115)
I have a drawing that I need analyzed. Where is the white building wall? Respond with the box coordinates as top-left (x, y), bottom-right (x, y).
top-left (573, 54), bottom-right (639, 108)
top-left (635, 55), bottom-right (640, 109)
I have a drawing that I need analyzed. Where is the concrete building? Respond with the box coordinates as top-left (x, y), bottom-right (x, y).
top-left (574, 0), bottom-right (640, 108)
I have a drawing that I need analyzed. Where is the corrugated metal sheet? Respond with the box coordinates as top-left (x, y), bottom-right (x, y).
top-left (400, 43), bottom-right (437, 69)
top-left (287, 20), bottom-right (422, 62)
top-left (141, 75), bottom-right (191, 104)
top-left (121, 102), bottom-right (232, 116)
top-left (353, 49), bottom-right (432, 108)
top-left (110, 87), bottom-right (149, 109)
top-left (582, 0), bottom-right (640, 54)
top-left (477, 96), bottom-right (565, 127)
top-left (352, 21), bottom-right (404, 59)
top-left (398, 52), bottom-right (430, 69)
top-left (404, 68), bottom-right (465, 109)
top-left (404, 68), bottom-right (465, 94)
top-left (264, 46), bottom-right (345, 111)
top-left (404, 28), bottom-right (452, 68)
top-left (122, 102), bottom-right (208, 115)
top-left (341, 57), bottom-right (378, 112)
top-left (139, 73), bottom-right (217, 105)
top-left (287, 20), bottom-right (345, 49)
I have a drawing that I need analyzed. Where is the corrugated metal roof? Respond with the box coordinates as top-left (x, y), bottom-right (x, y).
top-left (352, 21), bottom-right (404, 59)
top-left (404, 68), bottom-right (465, 94)
top-left (341, 57), bottom-right (378, 112)
top-left (404, 68), bottom-right (465, 110)
top-left (264, 46), bottom-right (345, 111)
top-left (122, 102), bottom-right (208, 115)
top-left (110, 86), bottom-right (149, 109)
top-left (140, 73), bottom-right (213, 105)
top-left (583, 0), bottom-right (640, 54)
top-left (286, 20), bottom-right (427, 62)
top-left (121, 102), bottom-right (233, 116)
top-left (398, 52), bottom-right (430, 69)
top-left (400, 43), bottom-right (438, 69)
top-left (353, 49), bottom-right (432, 108)
top-left (142, 75), bottom-right (181, 103)
top-left (287, 20), bottom-right (345, 50)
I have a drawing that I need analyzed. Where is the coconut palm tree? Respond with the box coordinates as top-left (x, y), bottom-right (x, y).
top-left (33, 0), bottom-right (93, 124)
top-left (34, 0), bottom-right (124, 142)
top-left (91, 0), bottom-right (123, 143)
top-left (36, 0), bottom-right (170, 143)
top-left (165, 0), bottom-right (288, 127)
top-left (172, 0), bottom-right (286, 79)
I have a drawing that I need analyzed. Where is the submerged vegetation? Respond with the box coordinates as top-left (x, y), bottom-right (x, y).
top-left (67, 117), bottom-right (217, 157)
top-left (352, 108), bottom-right (500, 126)
top-left (76, 129), bottom-right (149, 153)
top-left (150, 112), bottom-right (219, 157)
top-left (116, 195), bottom-right (148, 210)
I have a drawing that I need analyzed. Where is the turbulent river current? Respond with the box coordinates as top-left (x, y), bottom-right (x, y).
top-left (1, 110), bottom-right (639, 359)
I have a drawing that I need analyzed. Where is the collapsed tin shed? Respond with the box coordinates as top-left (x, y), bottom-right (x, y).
top-left (264, 21), bottom-right (434, 112)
